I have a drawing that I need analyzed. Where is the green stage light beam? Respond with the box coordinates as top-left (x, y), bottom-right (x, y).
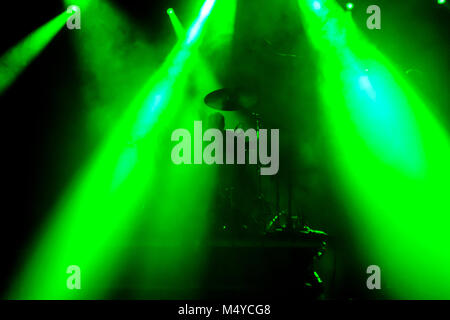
top-left (298, 0), bottom-right (450, 299)
top-left (165, 3), bottom-right (235, 99)
top-left (8, 0), bottom-right (217, 300)
top-left (131, 3), bottom-right (240, 298)
top-left (167, 8), bottom-right (186, 39)
top-left (0, 12), bottom-right (69, 95)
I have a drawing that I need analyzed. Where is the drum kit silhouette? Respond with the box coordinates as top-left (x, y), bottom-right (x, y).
top-left (204, 88), bottom-right (327, 240)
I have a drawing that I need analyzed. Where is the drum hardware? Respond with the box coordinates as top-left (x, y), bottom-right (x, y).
top-left (203, 88), bottom-right (325, 237)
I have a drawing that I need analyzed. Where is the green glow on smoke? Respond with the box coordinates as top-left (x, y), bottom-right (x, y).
top-left (206, 0), bottom-right (237, 38)
top-left (0, 12), bottom-right (69, 95)
top-left (8, 0), bottom-right (217, 299)
top-left (299, 0), bottom-right (450, 299)
top-left (131, 2), bottom-right (240, 298)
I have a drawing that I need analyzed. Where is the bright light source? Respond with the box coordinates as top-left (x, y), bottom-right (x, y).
top-left (346, 2), bottom-right (354, 10)
top-left (167, 8), bottom-right (174, 15)
top-left (313, 1), bottom-right (321, 10)
top-left (438, 0), bottom-right (446, 4)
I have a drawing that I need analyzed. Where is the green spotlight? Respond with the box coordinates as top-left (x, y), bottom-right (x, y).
top-left (346, 2), bottom-right (354, 10)
top-left (438, 0), bottom-right (446, 4)
top-left (298, 0), bottom-right (450, 299)
top-left (9, 0), bottom-right (217, 300)
top-left (167, 7), bottom-right (185, 39)
top-left (313, 1), bottom-right (321, 10)
top-left (0, 12), bottom-right (69, 95)
top-left (186, 0), bottom-right (216, 44)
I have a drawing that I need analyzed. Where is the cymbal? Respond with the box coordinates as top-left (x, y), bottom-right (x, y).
top-left (204, 88), bottom-right (257, 111)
